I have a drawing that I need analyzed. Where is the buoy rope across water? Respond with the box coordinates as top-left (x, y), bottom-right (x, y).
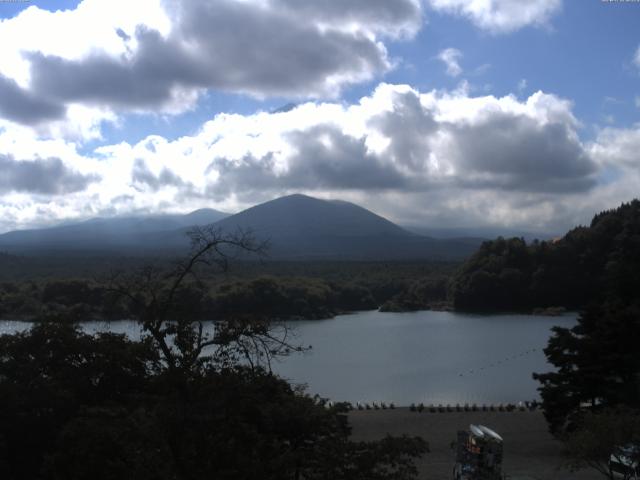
top-left (457, 348), bottom-right (538, 378)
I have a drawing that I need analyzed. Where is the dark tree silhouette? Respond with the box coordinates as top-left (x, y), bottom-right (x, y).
top-left (450, 199), bottom-right (640, 312)
top-left (105, 226), bottom-right (306, 375)
top-left (534, 303), bottom-right (640, 434)
top-left (0, 323), bottom-right (159, 479)
top-left (562, 408), bottom-right (640, 480)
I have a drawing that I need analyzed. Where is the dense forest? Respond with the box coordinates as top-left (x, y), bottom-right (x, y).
top-left (0, 260), bottom-right (456, 322)
top-left (450, 200), bottom-right (640, 312)
top-left (527, 202), bottom-right (640, 476)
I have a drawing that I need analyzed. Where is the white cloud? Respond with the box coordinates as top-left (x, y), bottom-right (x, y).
top-left (574, 125), bottom-right (640, 224)
top-left (438, 48), bottom-right (463, 77)
top-left (589, 126), bottom-right (640, 170)
top-left (634, 45), bottom-right (640, 69)
top-left (427, 0), bottom-right (562, 33)
top-left (3, 82), bottom-right (627, 234)
top-left (0, 0), bottom-right (171, 87)
top-left (0, 0), bottom-right (424, 136)
top-left (635, 96), bottom-right (640, 109)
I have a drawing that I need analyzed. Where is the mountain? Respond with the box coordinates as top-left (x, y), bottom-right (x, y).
top-left (403, 225), bottom-right (557, 242)
top-left (214, 194), bottom-right (407, 238)
top-left (0, 194), bottom-right (482, 259)
top-left (193, 194), bottom-right (480, 260)
top-left (0, 208), bottom-right (228, 252)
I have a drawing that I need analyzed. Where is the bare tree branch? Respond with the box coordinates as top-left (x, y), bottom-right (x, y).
top-left (99, 226), bottom-right (304, 375)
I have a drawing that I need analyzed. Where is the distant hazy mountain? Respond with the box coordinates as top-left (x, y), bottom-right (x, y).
top-left (0, 195), bottom-right (482, 259)
top-left (0, 208), bottom-right (228, 252)
top-left (197, 194), bottom-right (480, 260)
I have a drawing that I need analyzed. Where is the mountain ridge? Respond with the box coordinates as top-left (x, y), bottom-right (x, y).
top-left (0, 208), bottom-right (229, 249)
top-left (0, 194), bottom-right (480, 260)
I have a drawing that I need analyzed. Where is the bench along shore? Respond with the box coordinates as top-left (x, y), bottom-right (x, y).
top-left (348, 409), bottom-right (602, 480)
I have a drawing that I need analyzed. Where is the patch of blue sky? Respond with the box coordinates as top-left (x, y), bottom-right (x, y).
top-left (0, 0), bottom-right (81, 19)
top-left (378, 1), bottom-right (640, 141)
top-left (17, 0), bottom-right (639, 151)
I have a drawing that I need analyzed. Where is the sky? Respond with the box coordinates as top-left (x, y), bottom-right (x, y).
top-left (0, 0), bottom-right (639, 234)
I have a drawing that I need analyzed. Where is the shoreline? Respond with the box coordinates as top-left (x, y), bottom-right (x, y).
top-left (348, 408), bottom-right (601, 480)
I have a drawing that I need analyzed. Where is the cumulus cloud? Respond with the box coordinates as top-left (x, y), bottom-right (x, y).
top-left (28, 8), bottom-right (387, 107)
top-left (427, 0), bottom-right (562, 33)
top-left (94, 84), bottom-right (599, 221)
top-left (438, 48), bottom-right (463, 77)
top-left (448, 113), bottom-right (595, 192)
top-left (0, 0), bottom-right (423, 129)
top-left (206, 125), bottom-right (408, 201)
top-left (1, 82), bottom-right (636, 234)
top-left (0, 155), bottom-right (99, 195)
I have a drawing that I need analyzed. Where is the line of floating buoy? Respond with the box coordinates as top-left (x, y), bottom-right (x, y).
top-left (458, 348), bottom-right (538, 378)
top-left (354, 401), bottom-right (396, 410)
top-left (408, 400), bottom-right (540, 413)
top-left (346, 400), bottom-right (541, 412)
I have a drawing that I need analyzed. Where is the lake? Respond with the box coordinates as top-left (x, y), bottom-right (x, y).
top-left (0, 310), bottom-right (576, 405)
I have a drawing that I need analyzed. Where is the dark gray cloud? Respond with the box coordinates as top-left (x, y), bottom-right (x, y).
top-left (284, 126), bottom-right (409, 189)
top-left (0, 74), bottom-right (66, 125)
top-left (447, 113), bottom-right (597, 192)
top-left (28, 28), bottom-right (204, 110)
top-left (179, 1), bottom-right (388, 95)
top-left (131, 159), bottom-right (188, 191)
top-left (202, 91), bottom-right (597, 200)
top-left (206, 125), bottom-right (407, 199)
top-left (23, 0), bottom-right (397, 117)
top-left (273, 0), bottom-right (421, 34)
top-left (0, 155), bottom-right (99, 194)
top-left (361, 90), bottom-right (597, 193)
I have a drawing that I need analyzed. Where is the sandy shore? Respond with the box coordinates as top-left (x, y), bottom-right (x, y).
top-left (349, 409), bottom-right (602, 480)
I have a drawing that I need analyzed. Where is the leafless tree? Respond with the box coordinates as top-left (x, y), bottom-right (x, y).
top-left (105, 226), bottom-right (305, 375)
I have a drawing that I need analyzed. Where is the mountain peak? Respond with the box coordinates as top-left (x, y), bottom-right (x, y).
top-left (218, 193), bottom-right (408, 239)
top-left (267, 193), bottom-right (320, 203)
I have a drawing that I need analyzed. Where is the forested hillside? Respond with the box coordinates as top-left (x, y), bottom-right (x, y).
top-left (450, 200), bottom-right (640, 311)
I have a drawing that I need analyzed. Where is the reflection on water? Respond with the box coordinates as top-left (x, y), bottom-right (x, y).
top-left (0, 310), bottom-right (576, 405)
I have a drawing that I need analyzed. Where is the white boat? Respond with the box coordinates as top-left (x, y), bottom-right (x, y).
top-left (469, 424), bottom-right (485, 438)
top-left (478, 425), bottom-right (503, 443)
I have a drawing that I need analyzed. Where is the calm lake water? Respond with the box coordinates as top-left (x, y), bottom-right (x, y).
top-left (0, 310), bottom-right (576, 405)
